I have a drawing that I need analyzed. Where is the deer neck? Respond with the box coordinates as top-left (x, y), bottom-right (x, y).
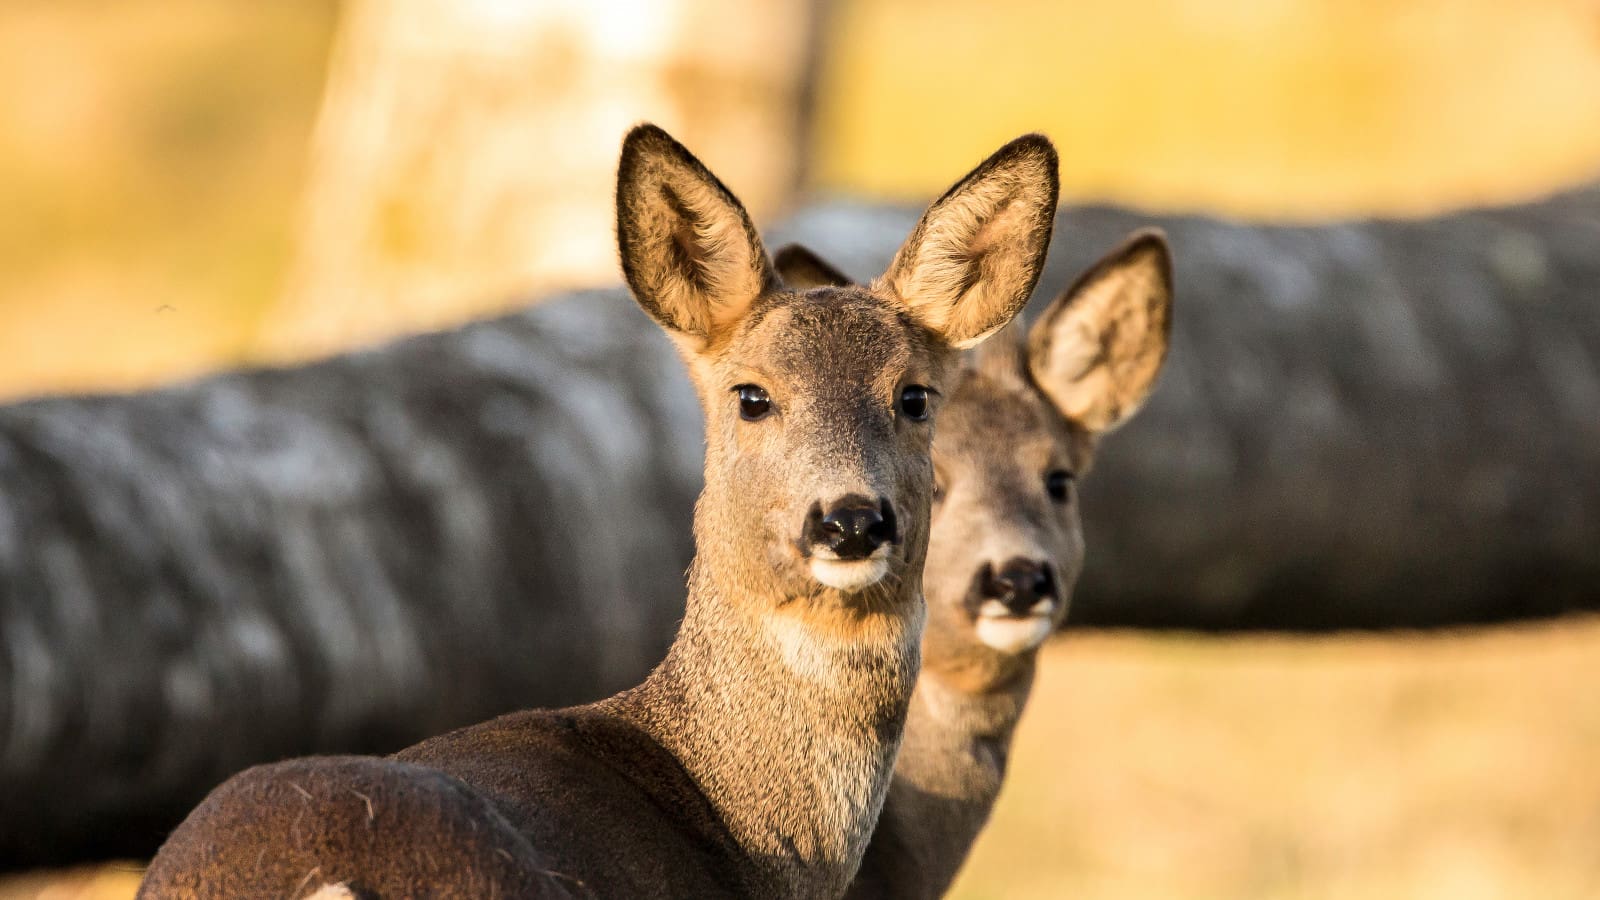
top-left (857, 656), bottom-right (1035, 900)
top-left (608, 511), bottom-right (925, 897)
top-left (926, 649), bottom-right (1034, 724)
top-left (900, 643), bottom-right (1040, 788)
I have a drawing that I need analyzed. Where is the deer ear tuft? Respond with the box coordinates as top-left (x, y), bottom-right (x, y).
top-left (616, 124), bottom-right (776, 347)
top-left (773, 243), bottom-right (853, 289)
top-left (877, 134), bottom-right (1059, 349)
top-left (1028, 229), bottom-right (1174, 433)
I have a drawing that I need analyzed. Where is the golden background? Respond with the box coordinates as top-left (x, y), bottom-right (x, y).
top-left (5, 0), bottom-right (1599, 400)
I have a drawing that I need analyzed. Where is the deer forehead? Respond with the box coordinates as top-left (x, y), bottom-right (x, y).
top-left (938, 371), bottom-right (1082, 475)
top-left (721, 289), bottom-right (934, 397)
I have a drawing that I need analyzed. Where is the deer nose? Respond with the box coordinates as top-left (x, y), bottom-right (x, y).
top-left (804, 495), bottom-right (898, 561)
top-left (981, 558), bottom-right (1056, 616)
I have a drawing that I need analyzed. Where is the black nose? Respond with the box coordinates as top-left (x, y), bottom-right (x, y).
top-left (980, 558), bottom-right (1056, 615)
top-left (804, 495), bottom-right (898, 561)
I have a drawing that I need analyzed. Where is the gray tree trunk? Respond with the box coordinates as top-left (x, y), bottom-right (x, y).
top-left (3, 187), bottom-right (1597, 865)
top-left (0, 295), bottom-right (703, 865)
top-left (780, 187), bottom-right (1600, 629)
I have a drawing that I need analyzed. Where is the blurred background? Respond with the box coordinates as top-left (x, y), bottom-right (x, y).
top-left (7, 0), bottom-right (1600, 398)
top-left (1, 0), bottom-right (1598, 897)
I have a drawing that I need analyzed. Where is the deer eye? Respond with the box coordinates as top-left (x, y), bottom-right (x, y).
top-left (899, 385), bottom-right (930, 421)
top-left (735, 385), bottom-right (773, 421)
top-left (1045, 469), bottom-right (1075, 502)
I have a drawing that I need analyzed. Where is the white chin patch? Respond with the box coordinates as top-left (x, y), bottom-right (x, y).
top-left (974, 614), bottom-right (1055, 654)
top-left (810, 556), bottom-right (890, 592)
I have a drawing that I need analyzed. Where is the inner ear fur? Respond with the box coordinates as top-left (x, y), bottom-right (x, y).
top-left (876, 134), bottom-right (1060, 349)
top-left (773, 243), bottom-right (853, 289)
top-left (1027, 228), bottom-right (1174, 433)
top-left (615, 124), bottom-right (776, 346)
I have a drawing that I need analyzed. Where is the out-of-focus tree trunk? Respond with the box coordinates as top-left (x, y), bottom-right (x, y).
top-left (0, 291), bottom-right (704, 867)
top-left (779, 187), bottom-right (1600, 629)
top-left (256, 0), bottom-right (816, 364)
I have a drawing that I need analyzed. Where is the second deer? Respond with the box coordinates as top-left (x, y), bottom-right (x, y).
top-left (779, 229), bottom-right (1175, 899)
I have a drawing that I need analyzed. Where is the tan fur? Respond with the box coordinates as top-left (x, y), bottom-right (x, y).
top-left (615, 125), bottom-right (777, 347)
top-left (778, 234), bottom-right (1175, 899)
top-left (1028, 228), bottom-right (1174, 432)
top-left (137, 126), bottom-right (1057, 900)
top-left (874, 136), bottom-right (1060, 349)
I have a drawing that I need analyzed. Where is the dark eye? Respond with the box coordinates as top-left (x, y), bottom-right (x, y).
top-left (1045, 469), bottom-right (1075, 502)
top-left (899, 385), bottom-right (930, 421)
top-left (735, 385), bottom-right (772, 421)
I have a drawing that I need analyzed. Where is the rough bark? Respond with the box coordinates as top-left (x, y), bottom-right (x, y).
top-left (3, 186), bottom-right (1598, 865)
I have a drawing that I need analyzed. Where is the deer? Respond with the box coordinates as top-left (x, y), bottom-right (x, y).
top-left (774, 229), bottom-right (1174, 899)
top-left (135, 123), bottom-right (1060, 899)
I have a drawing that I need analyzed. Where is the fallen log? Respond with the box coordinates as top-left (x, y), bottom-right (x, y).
top-left (0, 293), bottom-right (702, 865)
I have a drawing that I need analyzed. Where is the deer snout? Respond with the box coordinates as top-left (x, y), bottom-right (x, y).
top-left (804, 495), bottom-right (898, 561)
top-left (979, 558), bottom-right (1057, 617)
top-left (802, 495), bottom-right (899, 592)
top-left (970, 558), bottom-right (1059, 654)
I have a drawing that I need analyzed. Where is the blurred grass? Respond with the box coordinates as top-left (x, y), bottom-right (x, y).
top-left (5, 619), bottom-right (1598, 898)
top-left (0, 865), bottom-right (141, 900)
top-left (950, 619), bottom-right (1600, 900)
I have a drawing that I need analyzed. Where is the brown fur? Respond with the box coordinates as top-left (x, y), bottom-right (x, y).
top-left (875, 143), bottom-right (1059, 349)
top-left (1028, 229), bottom-right (1174, 432)
top-left (777, 233), bottom-right (1175, 899)
top-left (136, 126), bottom-right (1058, 900)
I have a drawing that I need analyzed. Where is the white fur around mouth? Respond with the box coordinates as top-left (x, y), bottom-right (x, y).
top-left (974, 599), bottom-right (1057, 654)
top-left (809, 556), bottom-right (891, 592)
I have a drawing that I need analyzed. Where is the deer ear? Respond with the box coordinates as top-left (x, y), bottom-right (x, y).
top-left (876, 134), bottom-right (1059, 349)
top-left (616, 124), bottom-right (777, 347)
top-left (1028, 229), bottom-right (1174, 433)
top-left (773, 243), bottom-right (853, 289)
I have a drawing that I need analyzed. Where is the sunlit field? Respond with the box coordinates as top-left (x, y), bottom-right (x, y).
top-left (6, 620), bottom-right (1599, 900)
top-left (951, 620), bottom-right (1600, 900)
top-left (0, 867), bottom-right (141, 900)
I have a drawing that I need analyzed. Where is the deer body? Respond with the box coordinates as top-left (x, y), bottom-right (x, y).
top-left (778, 234), bottom-right (1174, 899)
top-left (846, 668), bottom-right (1029, 899)
top-left (138, 126), bottom-right (1059, 899)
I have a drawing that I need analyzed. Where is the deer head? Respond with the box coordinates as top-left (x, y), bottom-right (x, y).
top-left (616, 124), bottom-right (1059, 625)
